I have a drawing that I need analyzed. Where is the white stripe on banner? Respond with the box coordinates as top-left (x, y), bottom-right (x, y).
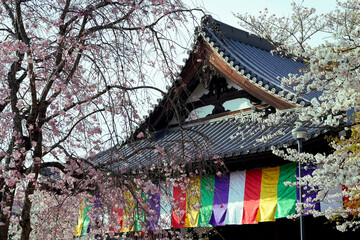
top-left (224, 170), bottom-right (246, 224)
top-left (159, 183), bottom-right (173, 230)
top-left (320, 186), bottom-right (343, 212)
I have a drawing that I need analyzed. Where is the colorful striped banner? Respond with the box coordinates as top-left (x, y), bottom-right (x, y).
top-left (297, 165), bottom-right (320, 213)
top-left (147, 191), bottom-right (160, 231)
top-left (256, 166), bottom-right (280, 222)
top-left (122, 191), bottom-right (135, 232)
top-left (197, 175), bottom-right (214, 227)
top-left (209, 173), bottom-right (230, 226)
top-left (185, 176), bottom-right (201, 227)
top-left (242, 168), bottom-right (262, 224)
top-left (159, 183), bottom-right (172, 229)
top-left (74, 199), bottom-right (91, 236)
top-left (275, 163), bottom-right (297, 218)
top-left (135, 192), bottom-right (147, 231)
top-left (320, 186), bottom-right (343, 213)
top-left (342, 186), bottom-right (360, 214)
top-left (81, 163), bottom-right (355, 233)
top-left (171, 181), bottom-right (187, 228)
top-left (109, 208), bottom-right (123, 233)
top-left (224, 171), bottom-right (246, 225)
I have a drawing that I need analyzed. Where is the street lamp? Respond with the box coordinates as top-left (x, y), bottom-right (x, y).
top-left (292, 126), bottom-right (307, 240)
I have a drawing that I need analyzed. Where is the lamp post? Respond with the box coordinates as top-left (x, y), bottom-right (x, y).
top-left (292, 126), bottom-right (307, 240)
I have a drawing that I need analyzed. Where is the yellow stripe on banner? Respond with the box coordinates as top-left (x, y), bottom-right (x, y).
top-left (122, 191), bottom-right (135, 232)
top-left (185, 176), bottom-right (201, 227)
top-left (74, 200), bottom-right (85, 236)
top-left (256, 166), bottom-right (280, 222)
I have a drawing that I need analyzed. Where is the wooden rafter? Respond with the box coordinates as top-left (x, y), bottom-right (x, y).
top-left (203, 43), bottom-right (299, 110)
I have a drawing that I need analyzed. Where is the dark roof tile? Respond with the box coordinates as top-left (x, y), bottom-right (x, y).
top-left (199, 15), bottom-right (322, 105)
top-left (95, 110), bottom-right (326, 170)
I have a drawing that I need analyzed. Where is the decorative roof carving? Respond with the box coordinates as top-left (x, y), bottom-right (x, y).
top-left (197, 63), bottom-right (225, 89)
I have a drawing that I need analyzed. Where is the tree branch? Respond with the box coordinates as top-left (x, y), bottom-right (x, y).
top-left (43, 108), bottom-right (105, 156)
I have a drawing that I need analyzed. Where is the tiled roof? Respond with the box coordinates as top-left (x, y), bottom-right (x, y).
top-left (140, 16), bottom-right (322, 133)
top-left (194, 16), bottom-right (321, 107)
top-left (94, 110), bottom-right (327, 170)
top-left (94, 16), bottom-right (326, 169)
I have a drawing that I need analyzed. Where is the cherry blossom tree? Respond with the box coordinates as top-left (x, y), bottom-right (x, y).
top-left (0, 0), bottom-right (208, 239)
top-left (236, 0), bottom-right (360, 231)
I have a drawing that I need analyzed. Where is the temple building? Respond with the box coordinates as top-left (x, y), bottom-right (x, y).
top-left (92, 16), bottom-right (359, 240)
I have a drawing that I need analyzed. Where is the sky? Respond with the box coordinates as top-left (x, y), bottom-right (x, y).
top-left (164, 0), bottom-right (342, 69)
top-left (148, 0), bottom-right (341, 98)
top-left (185, 0), bottom-right (339, 30)
top-left (143, 0), bottom-right (342, 126)
top-left (166, 0), bottom-right (340, 72)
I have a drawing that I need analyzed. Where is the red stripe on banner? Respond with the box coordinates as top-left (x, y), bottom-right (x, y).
top-left (343, 185), bottom-right (360, 215)
top-left (171, 181), bottom-right (187, 228)
top-left (110, 208), bottom-right (123, 233)
top-left (242, 169), bottom-right (262, 224)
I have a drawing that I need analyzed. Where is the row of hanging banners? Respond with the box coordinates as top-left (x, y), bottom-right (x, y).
top-left (74, 163), bottom-right (350, 236)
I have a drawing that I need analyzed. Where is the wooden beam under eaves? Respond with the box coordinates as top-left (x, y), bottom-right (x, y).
top-left (203, 43), bottom-right (299, 110)
top-left (148, 50), bottom-right (204, 131)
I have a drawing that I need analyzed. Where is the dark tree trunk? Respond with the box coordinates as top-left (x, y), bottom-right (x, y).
top-left (0, 185), bottom-right (16, 240)
top-left (20, 182), bottom-right (35, 240)
top-left (20, 121), bottom-right (43, 240)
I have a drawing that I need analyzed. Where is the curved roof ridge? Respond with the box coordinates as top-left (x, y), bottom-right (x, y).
top-left (197, 15), bottom-right (322, 107)
top-left (201, 15), bottom-right (275, 52)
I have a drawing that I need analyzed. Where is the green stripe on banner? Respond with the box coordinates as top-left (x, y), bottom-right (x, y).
top-left (81, 199), bottom-right (91, 236)
top-left (198, 175), bottom-right (215, 227)
top-left (275, 163), bottom-right (297, 219)
top-left (135, 191), bottom-right (147, 231)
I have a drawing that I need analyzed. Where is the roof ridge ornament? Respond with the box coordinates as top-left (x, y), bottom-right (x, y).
top-left (201, 15), bottom-right (223, 39)
top-left (198, 63), bottom-right (224, 90)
